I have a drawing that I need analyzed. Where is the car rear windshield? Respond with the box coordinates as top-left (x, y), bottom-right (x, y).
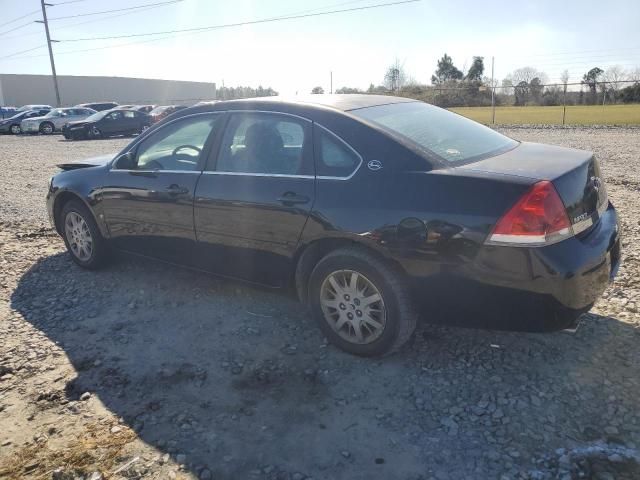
top-left (351, 101), bottom-right (517, 164)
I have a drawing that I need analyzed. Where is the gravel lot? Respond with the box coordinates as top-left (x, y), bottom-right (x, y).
top-left (0, 130), bottom-right (638, 480)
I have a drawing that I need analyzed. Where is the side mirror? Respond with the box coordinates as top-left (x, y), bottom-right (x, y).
top-left (114, 152), bottom-right (136, 170)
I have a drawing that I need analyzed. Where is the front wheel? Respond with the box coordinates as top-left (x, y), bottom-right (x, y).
top-left (40, 122), bottom-right (54, 134)
top-left (10, 124), bottom-right (20, 134)
top-left (60, 200), bottom-right (109, 269)
top-left (308, 247), bottom-right (417, 357)
top-left (87, 126), bottom-right (102, 139)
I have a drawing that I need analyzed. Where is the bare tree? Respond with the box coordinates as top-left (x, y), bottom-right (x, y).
top-left (384, 58), bottom-right (407, 92)
top-left (507, 67), bottom-right (549, 86)
top-left (560, 69), bottom-right (570, 86)
top-left (629, 67), bottom-right (640, 82)
top-left (603, 65), bottom-right (628, 102)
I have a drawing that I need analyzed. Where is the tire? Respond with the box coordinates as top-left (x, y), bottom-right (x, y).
top-left (308, 247), bottom-right (417, 357)
top-left (60, 200), bottom-right (109, 269)
top-left (10, 124), bottom-right (20, 134)
top-left (40, 122), bottom-right (54, 135)
top-left (88, 126), bottom-right (102, 139)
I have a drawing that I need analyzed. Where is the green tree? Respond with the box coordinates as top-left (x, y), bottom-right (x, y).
top-left (465, 56), bottom-right (484, 82)
top-left (582, 67), bottom-right (603, 103)
top-left (431, 53), bottom-right (463, 84)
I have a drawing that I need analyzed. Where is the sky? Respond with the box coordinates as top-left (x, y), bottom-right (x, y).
top-left (0, 0), bottom-right (639, 95)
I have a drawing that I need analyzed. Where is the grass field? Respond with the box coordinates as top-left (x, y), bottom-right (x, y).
top-left (450, 104), bottom-right (640, 125)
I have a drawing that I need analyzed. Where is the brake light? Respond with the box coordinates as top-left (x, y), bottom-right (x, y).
top-left (487, 180), bottom-right (572, 246)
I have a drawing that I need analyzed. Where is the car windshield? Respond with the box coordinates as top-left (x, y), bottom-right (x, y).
top-left (352, 101), bottom-right (518, 164)
top-left (85, 110), bottom-right (109, 122)
top-left (45, 109), bottom-right (63, 117)
top-left (8, 111), bottom-right (29, 120)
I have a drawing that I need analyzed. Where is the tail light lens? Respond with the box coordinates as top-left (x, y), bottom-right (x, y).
top-left (487, 180), bottom-right (572, 246)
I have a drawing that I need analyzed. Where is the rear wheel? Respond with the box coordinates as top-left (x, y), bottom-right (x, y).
top-left (40, 122), bottom-right (54, 134)
top-left (10, 124), bottom-right (20, 134)
top-left (60, 200), bottom-right (109, 269)
top-left (308, 247), bottom-right (417, 356)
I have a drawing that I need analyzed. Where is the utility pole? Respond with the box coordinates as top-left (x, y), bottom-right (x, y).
top-left (37, 0), bottom-right (61, 106)
top-left (490, 56), bottom-right (496, 125)
top-left (330, 71), bottom-right (333, 94)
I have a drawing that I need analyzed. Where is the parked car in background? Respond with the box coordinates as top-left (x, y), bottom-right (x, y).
top-left (62, 108), bottom-right (151, 140)
top-left (20, 107), bottom-right (96, 135)
top-left (149, 105), bottom-right (187, 123)
top-left (17, 104), bottom-right (52, 112)
top-left (75, 102), bottom-right (119, 112)
top-left (0, 106), bottom-right (17, 119)
top-left (0, 109), bottom-right (51, 134)
top-left (134, 105), bottom-right (156, 113)
top-left (46, 95), bottom-right (621, 356)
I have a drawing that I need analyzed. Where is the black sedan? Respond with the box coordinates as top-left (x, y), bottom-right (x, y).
top-left (0, 108), bottom-right (51, 134)
top-left (46, 95), bottom-right (621, 356)
top-left (62, 109), bottom-right (151, 140)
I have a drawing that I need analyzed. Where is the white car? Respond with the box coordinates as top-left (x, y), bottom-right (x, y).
top-left (20, 107), bottom-right (96, 134)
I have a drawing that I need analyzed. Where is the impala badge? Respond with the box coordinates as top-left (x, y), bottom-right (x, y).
top-left (591, 176), bottom-right (602, 192)
top-left (367, 160), bottom-right (383, 171)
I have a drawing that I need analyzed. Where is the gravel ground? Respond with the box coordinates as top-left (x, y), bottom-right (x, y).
top-left (0, 130), bottom-right (638, 480)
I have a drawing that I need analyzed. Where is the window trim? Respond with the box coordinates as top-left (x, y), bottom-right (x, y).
top-left (313, 123), bottom-right (363, 181)
top-left (110, 112), bottom-right (223, 173)
top-left (208, 110), bottom-right (313, 177)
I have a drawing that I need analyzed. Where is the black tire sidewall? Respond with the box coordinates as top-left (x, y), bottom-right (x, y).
top-left (10, 124), bottom-right (20, 134)
top-left (308, 252), bottom-right (403, 357)
top-left (40, 122), bottom-right (54, 134)
top-left (60, 200), bottom-right (106, 269)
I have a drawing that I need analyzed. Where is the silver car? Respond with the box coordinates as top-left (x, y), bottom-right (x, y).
top-left (21, 107), bottom-right (96, 134)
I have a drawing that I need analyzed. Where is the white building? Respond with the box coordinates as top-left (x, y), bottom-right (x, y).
top-left (0, 74), bottom-right (216, 107)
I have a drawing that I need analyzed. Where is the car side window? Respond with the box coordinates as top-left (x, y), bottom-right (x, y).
top-left (314, 125), bottom-right (361, 177)
top-left (216, 113), bottom-right (311, 175)
top-left (133, 114), bottom-right (221, 171)
top-left (106, 111), bottom-right (122, 121)
top-left (123, 111), bottom-right (136, 118)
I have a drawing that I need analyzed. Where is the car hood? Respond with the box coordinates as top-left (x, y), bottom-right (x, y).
top-left (65, 120), bottom-right (91, 127)
top-left (57, 152), bottom-right (116, 170)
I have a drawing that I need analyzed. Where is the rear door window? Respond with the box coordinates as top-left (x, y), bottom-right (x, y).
top-left (215, 112), bottom-right (312, 176)
top-left (314, 125), bottom-right (361, 178)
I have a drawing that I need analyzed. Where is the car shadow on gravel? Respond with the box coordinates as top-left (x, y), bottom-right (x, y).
top-left (10, 251), bottom-right (640, 480)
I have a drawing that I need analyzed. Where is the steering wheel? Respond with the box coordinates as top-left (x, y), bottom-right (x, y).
top-left (172, 144), bottom-right (201, 159)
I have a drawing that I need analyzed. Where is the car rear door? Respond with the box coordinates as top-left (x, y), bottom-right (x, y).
top-left (193, 111), bottom-right (315, 286)
top-left (98, 113), bottom-right (224, 263)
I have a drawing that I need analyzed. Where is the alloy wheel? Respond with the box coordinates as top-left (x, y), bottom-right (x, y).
top-left (10, 125), bottom-right (20, 134)
top-left (320, 269), bottom-right (386, 345)
top-left (64, 212), bottom-right (93, 261)
top-left (41, 123), bottom-right (53, 134)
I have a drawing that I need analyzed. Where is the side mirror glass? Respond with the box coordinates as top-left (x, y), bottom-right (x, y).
top-left (114, 152), bottom-right (136, 170)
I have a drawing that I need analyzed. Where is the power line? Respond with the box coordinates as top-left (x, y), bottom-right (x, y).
top-left (51, 0), bottom-right (93, 4)
top-left (0, 8), bottom-right (41, 28)
top-left (57, 0), bottom-right (422, 42)
top-left (0, 1), bottom-right (182, 40)
top-left (47, 0), bottom-right (184, 21)
top-left (0, 45), bottom-right (47, 60)
top-left (0, 20), bottom-right (40, 37)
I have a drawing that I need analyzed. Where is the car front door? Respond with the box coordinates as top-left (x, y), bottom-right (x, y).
top-left (193, 111), bottom-right (315, 286)
top-left (99, 110), bottom-right (124, 135)
top-left (98, 113), bottom-right (223, 263)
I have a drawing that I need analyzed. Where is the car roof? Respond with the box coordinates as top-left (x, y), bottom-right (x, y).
top-left (201, 94), bottom-right (417, 113)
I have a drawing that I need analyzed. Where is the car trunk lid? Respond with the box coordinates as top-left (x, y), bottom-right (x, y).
top-left (458, 141), bottom-right (608, 233)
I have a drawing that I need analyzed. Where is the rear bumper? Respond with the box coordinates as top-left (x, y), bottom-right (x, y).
top-left (412, 203), bottom-right (621, 332)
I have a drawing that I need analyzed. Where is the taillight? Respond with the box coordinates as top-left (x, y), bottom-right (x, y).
top-left (487, 180), bottom-right (572, 246)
